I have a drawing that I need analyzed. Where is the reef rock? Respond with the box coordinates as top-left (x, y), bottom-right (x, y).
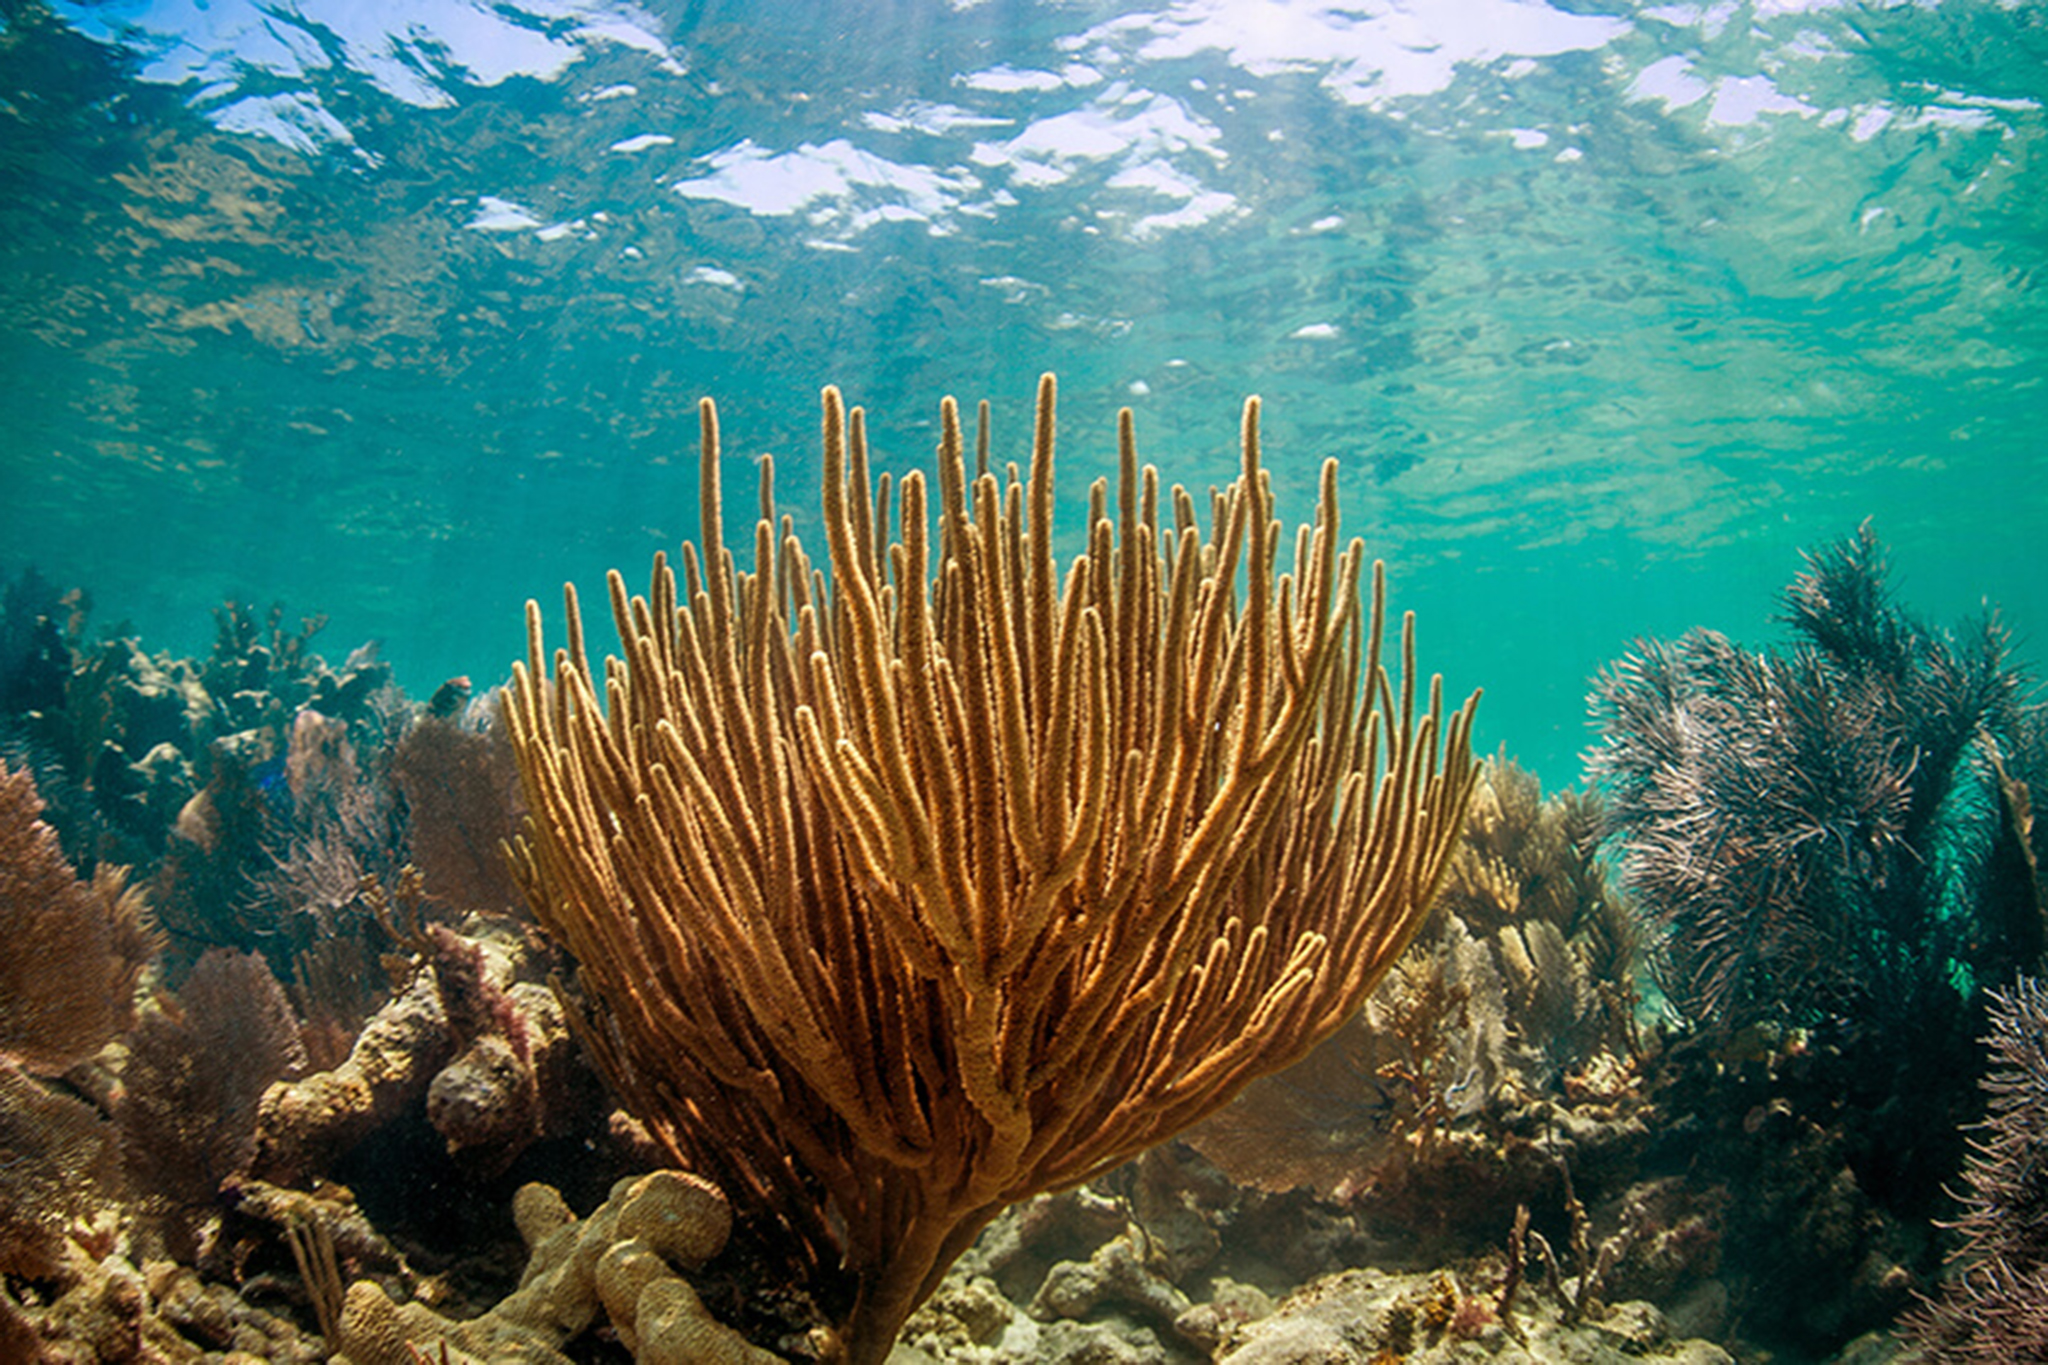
top-left (252, 915), bottom-right (587, 1184)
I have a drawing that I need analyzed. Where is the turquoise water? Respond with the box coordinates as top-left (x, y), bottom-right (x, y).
top-left (2, 0), bottom-right (2043, 787)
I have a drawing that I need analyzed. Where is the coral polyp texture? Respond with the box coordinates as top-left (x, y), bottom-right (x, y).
top-left (506, 376), bottom-right (1480, 1363)
top-left (329, 1171), bottom-right (767, 1365)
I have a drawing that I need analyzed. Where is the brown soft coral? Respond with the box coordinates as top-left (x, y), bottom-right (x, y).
top-left (0, 759), bottom-right (160, 1286)
top-left (390, 708), bottom-right (527, 914)
top-left (122, 948), bottom-right (310, 1258)
top-left (0, 1059), bottom-right (120, 1278)
top-left (0, 759), bottom-right (158, 1075)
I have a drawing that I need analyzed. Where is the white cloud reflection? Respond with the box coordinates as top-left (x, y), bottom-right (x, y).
top-left (1066, 0), bottom-right (1629, 108)
top-left (666, 76), bottom-right (1240, 243)
top-left (211, 91), bottom-right (357, 154)
top-left (52, 0), bottom-right (2030, 259)
top-left (670, 139), bottom-right (983, 236)
top-left (1706, 73), bottom-right (1817, 127)
top-left (610, 133), bottom-right (676, 153)
top-left (1629, 55), bottom-right (1710, 112)
top-left (52, 0), bottom-right (675, 150)
top-left (464, 195), bottom-right (545, 231)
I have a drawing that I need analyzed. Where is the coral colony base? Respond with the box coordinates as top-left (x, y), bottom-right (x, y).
top-left (0, 385), bottom-right (2043, 1365)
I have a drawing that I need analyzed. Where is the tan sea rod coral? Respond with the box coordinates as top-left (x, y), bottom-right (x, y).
top-left (505, 375), bottom-right (1480, 1364)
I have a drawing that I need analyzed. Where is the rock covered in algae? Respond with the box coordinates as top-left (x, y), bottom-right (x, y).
top-left (331, 1169), bottom-right (774, 1365)
top-left (251, 917), bottom-right (587, 1184)
top-left (425, 1031), bottom-right (533, 1159)
top-left (901, 1251), bottom-right (1746, 1365)
top-left (901, 1274), bottom-right (1017, 1356)
top-left (1028, 1230), bottom-right (1192, 1329)
top-left (250, 970), bottom-right (457, 1187)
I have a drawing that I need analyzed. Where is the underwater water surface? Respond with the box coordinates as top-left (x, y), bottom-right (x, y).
top-left (3, 0), bottom-right (2046, 785)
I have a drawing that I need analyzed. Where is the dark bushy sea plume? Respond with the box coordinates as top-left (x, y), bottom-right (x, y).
top-left (1589, 522), bottom-right (2043, 1037)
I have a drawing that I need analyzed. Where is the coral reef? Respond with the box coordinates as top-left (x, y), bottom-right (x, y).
top-left (0, 568), bottom-right (88, 761)
top-left (0, 574), bottom-right (524, 991)
top-left (0, 591), bottom-right (610, 1359)
top-left (1, 1238), bottom-right (328, 1364)
top-left (0, 757), bottom-right (157, 1292)
top-left (889, 1148), bottom-right (1734, 1365)
top-left (46, 594), bottom-right (397, 890)
top-left (1207, 1265), bottom-right (1732, 1365)
top-left (3, 512), bottom-right (2040, 1364)
top-left (1182, 759), bottom-right (1646, 1249)
top-left (252, 904), bottom-right (593, 1186)
top-left (1584, 525), bottom-right (2048, 1357)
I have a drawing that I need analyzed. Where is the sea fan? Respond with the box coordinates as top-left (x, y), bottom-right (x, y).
top-left (0, 759), bottom-right (157, 1074)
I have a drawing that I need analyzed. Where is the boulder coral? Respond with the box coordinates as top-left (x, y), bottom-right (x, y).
top-left (330, 1169), bottom-right (774, 1365)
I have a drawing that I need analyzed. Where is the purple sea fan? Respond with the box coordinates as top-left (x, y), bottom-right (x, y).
top-left (1904, 974), bottom-right (2048, 1361)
